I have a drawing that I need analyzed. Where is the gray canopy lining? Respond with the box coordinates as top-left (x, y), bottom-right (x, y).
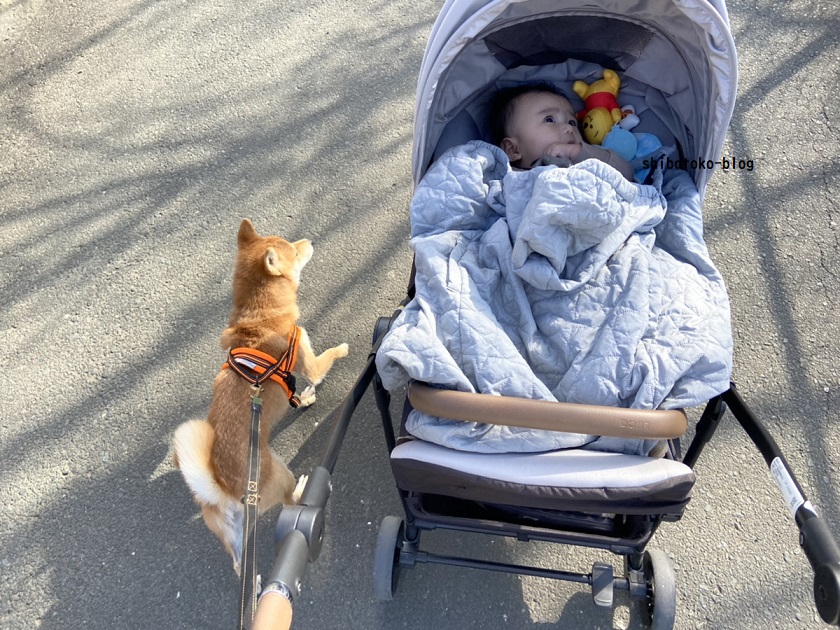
top-left (413, 0), bottom-right (737, 196)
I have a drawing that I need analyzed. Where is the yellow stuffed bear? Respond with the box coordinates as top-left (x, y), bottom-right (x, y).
top-left (573, 69), bottom-right (623, 145)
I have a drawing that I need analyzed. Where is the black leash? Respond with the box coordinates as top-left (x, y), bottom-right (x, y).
top-left (223, 331), bottom-right (302, 628)
top-left (239, 389), bottom-right (263, 629)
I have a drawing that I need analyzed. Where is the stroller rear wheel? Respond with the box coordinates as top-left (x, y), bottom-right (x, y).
top-left (641, 549), bottom-right (677, 629)
top-left (373, 516), bottom-right (405, 600)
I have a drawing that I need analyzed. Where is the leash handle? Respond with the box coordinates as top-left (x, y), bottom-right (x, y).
top-left (251, 589), bottom-right (293, 630)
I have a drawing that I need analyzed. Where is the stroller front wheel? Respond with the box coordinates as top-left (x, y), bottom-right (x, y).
top-left (373, 516), bottom-right (405, 600)
top-left (642, 549), bottom-right (677, 629)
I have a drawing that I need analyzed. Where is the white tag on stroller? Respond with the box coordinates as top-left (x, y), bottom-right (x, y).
top-left (770, 457), bottom-right (814, 518)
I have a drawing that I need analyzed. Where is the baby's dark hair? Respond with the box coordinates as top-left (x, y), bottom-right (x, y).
top-left (487, 83), bottom-right (567, 145)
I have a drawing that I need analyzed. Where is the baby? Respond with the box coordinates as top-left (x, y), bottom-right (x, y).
top-left (489, 84), bottom-right (635, 181)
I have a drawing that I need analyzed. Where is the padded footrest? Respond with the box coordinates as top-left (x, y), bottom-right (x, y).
top-left (391, 440), bottom-right (695, 514)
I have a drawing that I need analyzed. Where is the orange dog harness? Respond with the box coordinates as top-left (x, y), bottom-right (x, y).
top-left (222, 327), bottom-right (302, 408)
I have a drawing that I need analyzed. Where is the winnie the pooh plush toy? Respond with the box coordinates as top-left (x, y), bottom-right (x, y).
top-left (573, 69), bottom-right (623, 145)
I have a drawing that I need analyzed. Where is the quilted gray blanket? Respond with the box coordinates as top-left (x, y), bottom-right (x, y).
top-left (375, 141), bottom-right (732, 455)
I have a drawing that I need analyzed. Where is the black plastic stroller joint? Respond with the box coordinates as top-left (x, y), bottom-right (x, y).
top-left (262, 529), bottom-right (309, 604)
top-left (806, 515), bottom-right (840, 625)
top-left (625, 553), bottom-right (648, 599)
top-left (273, 465), bottom-right (334, 563)
top-left (814, 559), bottom-right (840, 625)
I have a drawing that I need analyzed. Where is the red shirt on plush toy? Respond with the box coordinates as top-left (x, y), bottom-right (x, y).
top-left (573, 69), bottom-right (623, 145)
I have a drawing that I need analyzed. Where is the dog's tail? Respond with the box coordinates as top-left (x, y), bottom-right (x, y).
top-left (172, 420), bottom-right (227, 507)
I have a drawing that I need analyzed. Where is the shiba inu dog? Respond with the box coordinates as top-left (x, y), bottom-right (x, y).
top-left (173, 219), bottom-right (349, 574)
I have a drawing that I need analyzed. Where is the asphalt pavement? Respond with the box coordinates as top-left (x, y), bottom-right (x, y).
top-left (1, 0), bottom-right (839, 628)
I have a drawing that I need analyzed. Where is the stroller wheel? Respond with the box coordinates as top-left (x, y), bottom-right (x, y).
top-left (641, 549), bottom-right (677, 629)
top-left (373, 516), bottom-right (405, 600)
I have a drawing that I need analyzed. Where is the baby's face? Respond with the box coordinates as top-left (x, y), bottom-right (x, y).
top-left (502, 92), bottom-right (583, 167)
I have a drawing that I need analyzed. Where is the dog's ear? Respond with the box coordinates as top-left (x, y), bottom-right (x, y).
top-left (264, 248), bottom-right (284, 276)
top-left (292, 239), bottom-right (314, 268)
top-left (238, 219), bottom-right (259, 246)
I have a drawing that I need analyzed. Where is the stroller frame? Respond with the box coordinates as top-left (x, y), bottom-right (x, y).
top-left (256, 305), bottom-right (840, 627)
top-left (365, 306), bottom-right (840, 625)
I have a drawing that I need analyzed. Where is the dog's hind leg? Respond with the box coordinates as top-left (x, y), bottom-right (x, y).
top-left (259, 451), bottom-right (300, 509)
top-left (201, 500), bottom-right (244, 576)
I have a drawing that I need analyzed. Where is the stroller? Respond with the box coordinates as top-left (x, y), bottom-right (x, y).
top-left (257, 1), bottom-right (840, 628)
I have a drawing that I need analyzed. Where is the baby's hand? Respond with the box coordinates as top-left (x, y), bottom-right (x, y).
top-left (544, 142), bottom-right (582, 162)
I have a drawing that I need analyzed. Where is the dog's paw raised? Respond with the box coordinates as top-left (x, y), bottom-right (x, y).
top-left (298, 385), bottom-right (317, 407)
top-left (334, 343), bottom-right (349, 358)
top-left (292, 474), bottom-right (309, 503)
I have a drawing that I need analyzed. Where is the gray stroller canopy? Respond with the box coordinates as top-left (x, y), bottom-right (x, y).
top-left (413, 0), bottom-right (738, 196)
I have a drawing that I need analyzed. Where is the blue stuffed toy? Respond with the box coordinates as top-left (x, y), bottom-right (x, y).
top-left (601, 106), bottom-right (663, 182)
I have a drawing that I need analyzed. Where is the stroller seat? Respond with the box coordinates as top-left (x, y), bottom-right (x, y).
top-left (391, 440), bottom-right (695, 516)
top-left (392, 382), bottom-right (694, 517)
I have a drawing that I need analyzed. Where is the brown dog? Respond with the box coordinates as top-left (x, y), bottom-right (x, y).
top-left (173, 219), bottom-right (349, 574)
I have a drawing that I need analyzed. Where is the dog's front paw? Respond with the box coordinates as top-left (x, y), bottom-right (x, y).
top-left (292, 474), bottom-right (308, 503)
top-left (334, 343), bottom-right (349, 358)
top-left (298, 385), bottom-right (317, 407)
